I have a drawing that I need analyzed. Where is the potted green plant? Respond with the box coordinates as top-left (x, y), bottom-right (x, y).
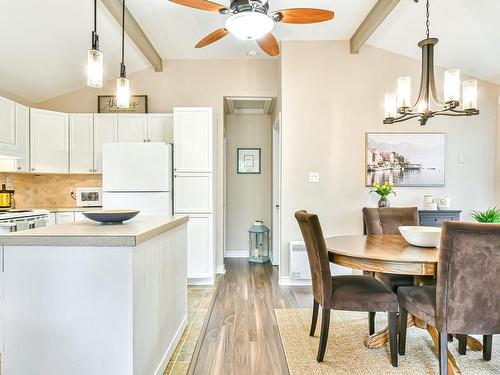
top-left (471, 207), bottom-right (500, 223)
top-left (370, 181), bottom-right (396, 208)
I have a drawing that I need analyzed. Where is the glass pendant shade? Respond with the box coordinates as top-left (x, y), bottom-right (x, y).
top-left (462, 79), bottom-right (477, 110)
top-left (116, 77), bottom-right (130, 108)
top-left (225, 12), bottom-right (274, 40)
top-left (444, 69), bottom-right (460, 102)
top-left (396, 76), bottom-right (411, 108)
top-left (87, 49), bottom-right (103, 88)
top-left (384, 92), bottom-right (397, 118)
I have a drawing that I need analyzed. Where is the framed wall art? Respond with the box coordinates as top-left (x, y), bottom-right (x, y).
top-left (98, 95), bottom-right (148, 113)
top-left (237, 148), bottom-right (261, 174)
top-left (365, 132), bottom-right (445, 187)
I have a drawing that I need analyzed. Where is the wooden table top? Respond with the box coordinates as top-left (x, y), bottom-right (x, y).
top-left (325, 235), bottom-right (439, 276)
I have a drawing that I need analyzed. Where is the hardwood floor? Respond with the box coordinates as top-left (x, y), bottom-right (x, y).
top-left (189, 258), bottom-right (312, 375)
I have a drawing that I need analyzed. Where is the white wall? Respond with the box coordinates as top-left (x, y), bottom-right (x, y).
top-left (279, 41), bottom-right (499, 277)
top-left (225, 114), bottom-right (272, 256)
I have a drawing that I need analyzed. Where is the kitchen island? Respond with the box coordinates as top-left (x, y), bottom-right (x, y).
top-left (0, 215), bottom-right (189, 375)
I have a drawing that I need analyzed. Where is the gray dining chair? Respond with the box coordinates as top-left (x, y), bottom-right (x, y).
top-left (295, 210), bottom-right (399, 365)
top-left (398, 221), bottom-right (500, 375)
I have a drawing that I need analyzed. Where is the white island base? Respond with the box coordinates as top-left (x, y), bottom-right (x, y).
top-left (0, 216), bottom-right (188, 375)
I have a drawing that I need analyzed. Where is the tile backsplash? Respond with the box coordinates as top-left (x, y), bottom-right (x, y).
top-left (0, 173), bottom-right (102, 207)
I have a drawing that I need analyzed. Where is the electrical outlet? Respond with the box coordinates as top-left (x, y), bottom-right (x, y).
top-left (308, 172), bottom-right (320, 183)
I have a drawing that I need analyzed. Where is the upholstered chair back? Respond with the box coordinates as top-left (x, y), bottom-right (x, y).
top-left (437, 221), bottom-right (500, 334)
top-left (295, 210), bottom-right (333, 308)
top-left (363, 207), bottom-right (419, 235)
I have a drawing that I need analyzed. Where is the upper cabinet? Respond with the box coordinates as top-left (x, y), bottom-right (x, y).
top-left (13, 104), bottom-right (30, 172)
top-left (69, 114), bottom-right (94, 174)
top-left (117, 114), bottom-right (147, 142)
top-left (173, 108), bottom-right (213, 172)
top-left (93, 114), bottom-right (118, 174)
top-left (0, 97), bottom-right (17, 148)
top-left (30, 109), bottom-right (69, 173)
top-left (147, 114), bottom-right (173, 142)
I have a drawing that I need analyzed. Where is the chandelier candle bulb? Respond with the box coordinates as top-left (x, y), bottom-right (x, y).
top-left (396, 76), bottom-right (411, 108)
top-left (87, 49), bottom-right (103, 88)
top-left (116, 76), bottom-right (130, 109)
top-left (444, 69), bottom-right (460, 103)
top-left (384, 92), bottom-right (397, 119)
top-left (462, 79), bottom-right (478, 110)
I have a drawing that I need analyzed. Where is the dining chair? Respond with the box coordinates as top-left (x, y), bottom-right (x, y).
top-left (295, 210), bottom-right (399, 365)
top-left (362, 207), bottom-right (418, 334)
top-left (398, 221), bottom-right (500, 375)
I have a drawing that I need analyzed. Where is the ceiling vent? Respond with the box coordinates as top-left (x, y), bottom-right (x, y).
top-left (225, 97), bottom-right (275, 115)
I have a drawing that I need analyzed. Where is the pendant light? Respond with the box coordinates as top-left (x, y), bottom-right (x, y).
top-left (116, 0), bottom-right (130, 109)
top-left (383, 0), bottom-right (479, 125)
top-left (87, 0), bottom-right (103, 88)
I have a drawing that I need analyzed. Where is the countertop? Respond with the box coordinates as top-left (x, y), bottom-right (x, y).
top-left (0, 215), bottom-right (189, 247)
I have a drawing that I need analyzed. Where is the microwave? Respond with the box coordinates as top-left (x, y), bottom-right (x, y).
top-left (75, 187), bottom-right (102, 207)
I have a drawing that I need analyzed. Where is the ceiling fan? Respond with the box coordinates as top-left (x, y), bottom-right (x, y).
top-left (169, 0), bottom-right (335, 56)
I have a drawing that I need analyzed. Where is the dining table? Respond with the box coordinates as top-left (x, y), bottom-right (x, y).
top-left (325, 234), bottom-right (481, 375)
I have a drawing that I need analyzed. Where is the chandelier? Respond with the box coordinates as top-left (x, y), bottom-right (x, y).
top-left (383, 0), bottom-right (479, 126)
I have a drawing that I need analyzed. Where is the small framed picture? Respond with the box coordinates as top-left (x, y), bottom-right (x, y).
top-left (98, 95), bottom-right (148, 113)
top-left (237, 148), bottom-right (261, 174)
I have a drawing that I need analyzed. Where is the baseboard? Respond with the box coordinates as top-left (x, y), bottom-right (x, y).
top-left (154, 314), bottom-right (187, 375)
top-left (188, 277), bottom-right (215, 286)
top-left (216, 264), bottom-right (226, 274)
top-left (224, 251), bottom-right (248, 258)
top-left (278, 276), bottom-right (312, 286)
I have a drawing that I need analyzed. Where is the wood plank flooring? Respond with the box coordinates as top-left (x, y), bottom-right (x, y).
top-left (189, 258), bottom-right (312, 375)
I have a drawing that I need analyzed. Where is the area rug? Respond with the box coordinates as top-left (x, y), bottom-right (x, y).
top-left (275, 309), bottom-right (500, 375)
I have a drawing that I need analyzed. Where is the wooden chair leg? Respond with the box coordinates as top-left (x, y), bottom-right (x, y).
top-left (398, 307), bottom-right (408, 355)
top-left (483, 335), bottom-right (493, 361)
top-left (310, 299), bottom-right (319, 337)
top-left (317, 308), bottom-right (330, 363)
top-left (438, 332), bottom-right (448, 375)
top-left (369, 312), bottom-right (375, 335)
top-left (456, 334), bottom-right (467, 355)
top-left (388, 312), bottom-right (398, 367)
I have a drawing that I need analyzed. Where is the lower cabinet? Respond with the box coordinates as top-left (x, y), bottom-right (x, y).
top-left (184, 213), bottom-right (213, 281)
top-left (55, 212), bottom-right (75, 225)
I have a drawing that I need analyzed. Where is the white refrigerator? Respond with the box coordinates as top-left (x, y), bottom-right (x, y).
top-left (102, 142), bottom-right (173, 215)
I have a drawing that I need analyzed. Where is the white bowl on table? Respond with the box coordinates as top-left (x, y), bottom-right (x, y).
top-left (398, 226), bottom-right (442, 248)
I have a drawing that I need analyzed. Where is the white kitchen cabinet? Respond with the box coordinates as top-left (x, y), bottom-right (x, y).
top-left (173, 108), bottom-right (213, 172)
top-left (0, 97), bottom-right (16, 148)
top-left (93, 114), bottom-right (117, 174)
top-left (74, 212), bottom-right (91, 222)
top-left (185, 214), bottom-right (213, 279)
top-left (147, 114), bottom-right (173, 142)
top-left (174, 173), bottom-right (213, 213)
top-left (55, 212), bottom-right (75, 225)
top-left (69, 114), bottom-right (94, 174)
top-left (46, 213), bottom-right (56, 226)
top-left (30, 109), bottom-right (69, 173)
top-left (0, 104), bottom-right (30, 172)
top-left (117, 114), bottom-right (147, 142)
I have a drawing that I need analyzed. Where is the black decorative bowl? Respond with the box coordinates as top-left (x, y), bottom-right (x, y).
top-left (82, 210), bottom-right (140, 224)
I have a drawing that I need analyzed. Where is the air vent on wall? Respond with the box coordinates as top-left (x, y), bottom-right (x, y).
top-left (225, 97), bottom-right (275, 115)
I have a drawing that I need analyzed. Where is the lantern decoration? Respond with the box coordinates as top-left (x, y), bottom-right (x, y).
top-left (248, 220), bottom-right (270, 263)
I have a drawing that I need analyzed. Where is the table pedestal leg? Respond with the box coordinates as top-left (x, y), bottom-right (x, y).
top-left (364, 313), bottom-right (414, 349)
top-left (450, 334), bottom-right (483, 351)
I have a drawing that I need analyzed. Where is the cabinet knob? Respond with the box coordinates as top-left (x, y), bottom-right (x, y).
top-left (89, 169), bottom-right (93, 172)
top-left (17, 166), bottom-right (21, 170)
top-left (143, 139), bottom-right (146, 142)
top-left (31, 168), bottom-right (35, 171)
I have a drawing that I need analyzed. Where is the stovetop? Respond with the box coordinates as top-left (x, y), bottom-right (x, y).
top-left (0, 209), bottom-right (49, 221)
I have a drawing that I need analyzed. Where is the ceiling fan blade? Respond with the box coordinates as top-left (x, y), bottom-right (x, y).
top-left (169, 0), bottom-right (227, 12)
top-left (273, 8), bottom-right (334, 24)
top-left (257, 33), bottom-right (279, 57)
top-left (195, 28), bottom-right (229, 48)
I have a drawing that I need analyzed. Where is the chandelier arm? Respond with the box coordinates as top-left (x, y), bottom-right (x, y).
top-left (384, 113), bottom-right (422, 124)
top-left (428, 41), bottom-right (445, 106)
top-left (411, 42), bottom-right (429, 109)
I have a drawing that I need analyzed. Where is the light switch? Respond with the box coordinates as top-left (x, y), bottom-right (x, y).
top-left (308, 172), bottom-right (320, 183)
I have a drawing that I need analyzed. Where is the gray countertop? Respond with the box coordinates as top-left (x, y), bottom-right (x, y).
top-left (0, 215), bottom-right (189, 247)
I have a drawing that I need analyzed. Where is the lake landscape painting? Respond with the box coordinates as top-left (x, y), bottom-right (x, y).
top-left (365, 133), bottom-right (445, 187)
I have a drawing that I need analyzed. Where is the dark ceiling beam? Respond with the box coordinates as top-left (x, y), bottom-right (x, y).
top-left (350, 0), bottom-right (400, 54)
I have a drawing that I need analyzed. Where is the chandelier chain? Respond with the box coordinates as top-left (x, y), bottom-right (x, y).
top-left (425, 0), bottom-right (430, 39)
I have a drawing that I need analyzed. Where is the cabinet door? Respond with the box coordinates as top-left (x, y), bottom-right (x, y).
top-left (117, 114), bottom-right (147, 142)
top-left (30, 109), bottom-right (69, 173)
top-left (14, 104), bottom-right (29, 172)
top-left (46, 213), bottom-right (56, 226)
top-left (173, 108), bottom-right (213, 172)
top-left (0, 97), bottom-right (16, 147)
top-left (174, 173), bottom-right (212, 213)
top-left (147, 114), bottom-right (173, 142)
top-left (93, 114), bottom-right (117, 174)
top-left (55, 212), bottom-right (75, 225)
top-left (74, 212), bottom-right (91, 222)
top-left (69, 114), bottom-right (94, 174)
top-left (186, 214), bottom-right (213, 279)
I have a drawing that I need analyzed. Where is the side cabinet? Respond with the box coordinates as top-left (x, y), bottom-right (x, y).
top-left (418, 210), bottom-right (462, 227)
top-left (174, 173), bottom-right (213, 213)
top-left (186, 214), bottom-right (213, 279)
top-left (69, 114), bottom-right (94, 173)
top-left (30, 109), bottom-right (69, 173)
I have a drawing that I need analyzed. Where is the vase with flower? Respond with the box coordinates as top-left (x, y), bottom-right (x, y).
top-left (370, 181), bottom-right (396, 208)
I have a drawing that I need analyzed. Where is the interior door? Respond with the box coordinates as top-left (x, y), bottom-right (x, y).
top-left (69, 114), bottom-right (94, 173)
top-left (93, 114), bottom-right (117, 173)
top-left (272, 113), bottom-right (282, 266)
top-left (117, 114), bottom-right (147, 142)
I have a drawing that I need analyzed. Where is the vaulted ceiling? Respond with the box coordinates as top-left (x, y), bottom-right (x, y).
top-left (0, 0), bottom-right (499, 102)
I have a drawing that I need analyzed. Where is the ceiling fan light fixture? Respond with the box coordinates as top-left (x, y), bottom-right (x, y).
top-left (225, 12), bottom-right (273, 40)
